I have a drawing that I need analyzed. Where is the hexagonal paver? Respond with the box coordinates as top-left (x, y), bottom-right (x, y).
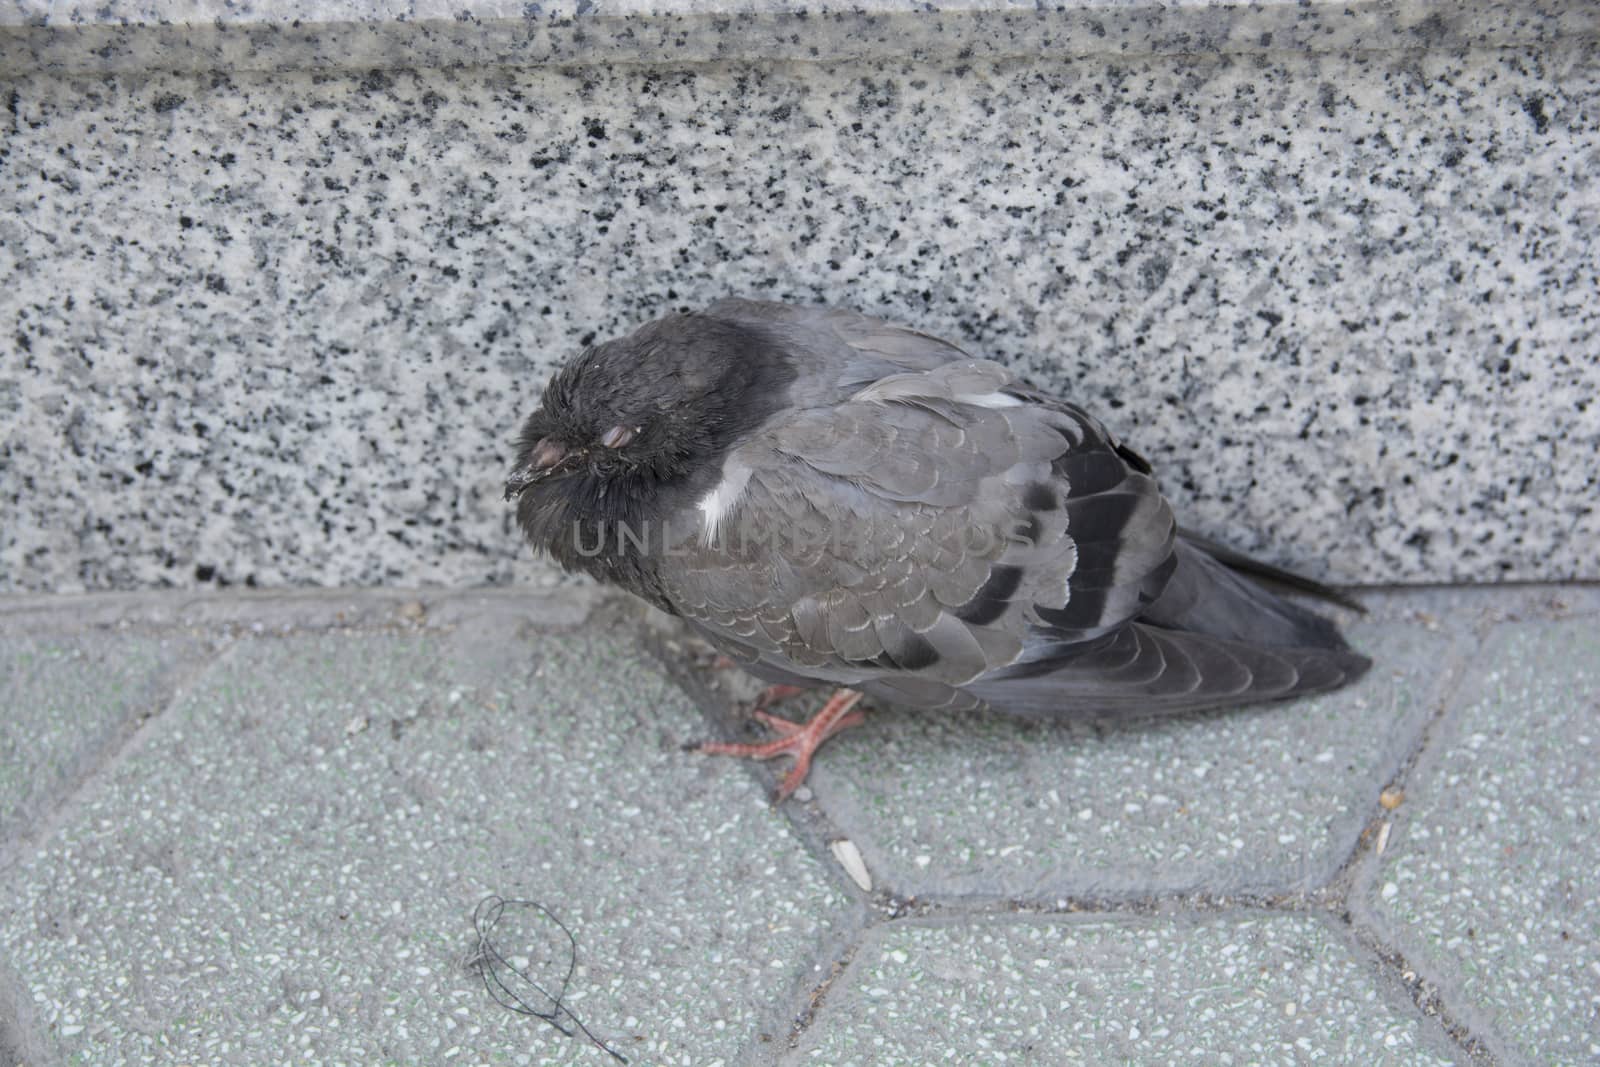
top-left (0, 620), bottom-right (853, 1065)
top-left (1354, 618), bottom-right (1600, 1064)
top-left (787, 912), bottom-right (1463, 1064)
top-left (0, 632), bottom-right (210, 850)
top-left (799, 619), bottom-right (1457, 898)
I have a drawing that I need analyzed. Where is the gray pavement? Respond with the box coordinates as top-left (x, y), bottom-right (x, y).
top-left (0, 633), bottom-right (215, 855)
top-left (1352, 617), bottom-right (1600, 1066)
top-left (790, 914), bottom-right (1463, 1065)
top-left (800, 620), bottom-right (1458, 900)
top-left (1, 585), bottom-right (1596, 1065)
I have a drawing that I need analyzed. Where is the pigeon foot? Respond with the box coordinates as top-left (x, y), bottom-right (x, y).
top-left (694, 689), bottom-right (865, 801)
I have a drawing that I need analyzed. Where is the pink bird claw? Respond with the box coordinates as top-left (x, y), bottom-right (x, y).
top-left (693, 689), bottom-right (866, 801)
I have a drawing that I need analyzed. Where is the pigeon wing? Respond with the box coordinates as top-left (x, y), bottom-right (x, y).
top-left (656, 357), bottom-right (1180, 709)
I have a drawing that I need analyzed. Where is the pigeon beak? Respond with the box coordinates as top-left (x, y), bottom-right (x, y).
top-left (503, 464), bottom-right (544, 501)
top-left (503, 438), bottom-right (569, 500)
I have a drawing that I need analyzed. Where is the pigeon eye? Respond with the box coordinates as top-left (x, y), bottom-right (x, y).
top-left (529, 438), bottom-right (568, 469)
top-left (601, 424), bottom-right (637, 449)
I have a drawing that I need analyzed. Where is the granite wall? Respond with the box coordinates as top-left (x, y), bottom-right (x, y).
top-left (2, 4), bottom-right (1597, 592)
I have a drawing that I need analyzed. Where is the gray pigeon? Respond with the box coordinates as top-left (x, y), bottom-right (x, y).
top-left (505, 298), bottom-right (1370, 799)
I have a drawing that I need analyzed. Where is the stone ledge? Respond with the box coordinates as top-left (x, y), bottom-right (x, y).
top-left (4, 0), bottom-right (1598, 74)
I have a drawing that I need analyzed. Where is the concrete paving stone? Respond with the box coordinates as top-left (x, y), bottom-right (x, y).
top-left (787, 912), bottom-right (1464, 1065)
top-left (1356, 585), bottom-right (1600, 637)
top-left (800, 615), bottom-right (1459, 899)
top-left (0, 632), bottom-right (212, 851)
top-left (1353, 618), bottom-right (1600, 1065)
top-left (0, 620), bottom-right (853, 1065)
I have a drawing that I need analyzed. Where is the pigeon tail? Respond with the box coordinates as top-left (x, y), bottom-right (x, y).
top-left (968, 624), bottom-right (1371, 722)
top-left (967, 539), bottom-right (1371, 721)
top-left (1140, 538), bottom-right (1357, 654)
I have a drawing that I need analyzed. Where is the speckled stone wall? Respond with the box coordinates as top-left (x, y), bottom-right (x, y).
top-left (2, 43), bottom-right (1597, 592)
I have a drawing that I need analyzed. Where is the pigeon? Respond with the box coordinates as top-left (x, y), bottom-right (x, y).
top-left (505, 298), bottom-right (1370, 799)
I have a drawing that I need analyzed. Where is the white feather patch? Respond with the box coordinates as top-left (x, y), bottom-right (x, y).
top-left (696, 463), bottom-right (751, 540)
top-left (965, 391), bottom-right (1022, 408)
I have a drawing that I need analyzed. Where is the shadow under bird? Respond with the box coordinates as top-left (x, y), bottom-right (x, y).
top-left (505, 298), bottom-right (1370, 800)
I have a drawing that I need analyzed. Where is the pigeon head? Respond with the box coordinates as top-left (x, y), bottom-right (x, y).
top-left (505, 311), bottom-right (795, 592)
